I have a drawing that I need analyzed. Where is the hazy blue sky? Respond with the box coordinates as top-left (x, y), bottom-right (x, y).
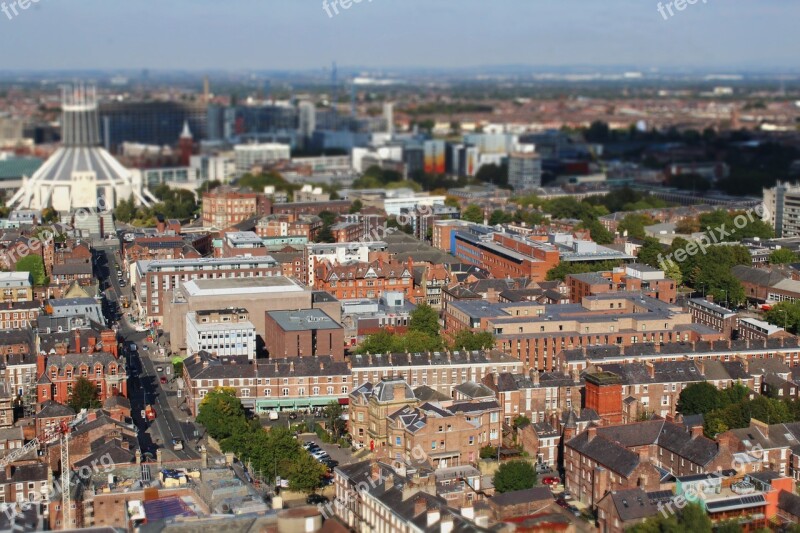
top-left (0, 0), bottom-right (797, 71)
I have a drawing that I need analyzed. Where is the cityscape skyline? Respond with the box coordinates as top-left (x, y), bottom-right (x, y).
top-left (0, 0), bottom-right (798, 72)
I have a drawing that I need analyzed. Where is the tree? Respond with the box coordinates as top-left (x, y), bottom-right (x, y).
top-left (349, 199), bottom-right (363, 214)
top-left (322, 401), bottom-right (346, 439)
top-left (69, 377), bottom-right (101, 412)
top-left (450, 330), bottom-right (495, 351)
top-left (488, 210), bottom-right (512, 226)
top-left (493, 461), bottom-right (537, 493)
top-left (287, 451), bottom-right (327, 494)
top-left (479, 445), bottom-right (497, 459)
top-left (409, 304), bottom-right (440, 337)
top-left (580, 218), bottom-right (614, 245)
top-left (462, 204), bottom-right (484, 224)
top-left (512, 415), bottom-right (530, 430)
top-left (172, 360), bottom-right (183, 377)
top-left (677, 382), bottom-right (721, 415)
top-left (196, 388), bottom-right (247, 441)
top-left (769, 248), bottom-right (797, 265)
top-left (679, 502), bottom-right (712, 532)
top-left (618, 213), bottom-right (656, 240)
top-left (764, 301), bottom-right (800, 333)
top-left (636, 238), bottom-right (665, 268)
top-left (16, 255), bottom-right (48, 286)
top-left (41, 207), bottom-right (59, 224)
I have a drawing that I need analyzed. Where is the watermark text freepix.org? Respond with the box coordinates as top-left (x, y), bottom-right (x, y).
top-left (657, 0), bottom-right (708, 21)
top-left (322, 0), bottom-right (373, 19)
top-left (1, 0), bottom-right (40, 21)
top-left (656, 203), bottom-right (769, 273)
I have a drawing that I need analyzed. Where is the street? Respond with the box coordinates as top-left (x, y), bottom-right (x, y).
top-left (97, 244), bottom-right (198, 461)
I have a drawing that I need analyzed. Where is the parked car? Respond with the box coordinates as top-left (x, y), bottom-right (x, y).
top-left (156, 366), bottom-right (163, 372)
top-left (288, 412), bottom-right (298, 420)
top-left (160, 376), bottom-right (167, 384)
top-left (303, 442), bottom-right (316, 450)
top-left (542, 476), bottom-right (560, 486)
top-left (268, 411), bottom-right (279, 421)
top-left (306, 494), bottom-right (329, 505)
top-left (311, 450), bottom-right (329, 460)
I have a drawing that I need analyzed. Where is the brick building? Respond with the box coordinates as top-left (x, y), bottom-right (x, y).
top-left (584, 371), bottom-right (623, 425)
top-left (134, 256), bottom-right (281, 321)
top-left (566, 419), bottom-right (732, 508)
top-left (445, 293), bottom-right (693, 372)
top-left (202, 187), bottom-right (271, 229)
top-left (313, 258), bottom-right (415, 301)
top-left (36, 351), bottom-right (127, 405)
top-left (384, 399), bottom-right (502, 467)
top-left (688, 298), bottom-right (739, 338)
top-left (349, 350), bottom-right (523, 399)
top-left (349, 377), bottom-right (419, 451)
top-left (182, 352), bottom-right (351, 415)
top-left (263, 308), bottom-right (344, 360)
top-left (566, 264), bottom-right (677, 304)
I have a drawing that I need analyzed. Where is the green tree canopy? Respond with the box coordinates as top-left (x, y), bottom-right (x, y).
top-left (196, 388), bottom-right (247, 441)
top-left (349, 199), bottom-right (363, 214)
top-left (462, 204), bottom-right (484, 224)
top-left (676, 382), bottom-right (723, 415)
top-left (493, 461), bottom-right (537, 493)
top-left (409, 304), bottom-right (440, 337)
top-left (450, 330), bottom-right (495, 351)
top-left (769, 248), bottom-right (797, 265)
top-left (69, 376), bottom-right (102, 412)
top-left (764, 300), bottom-right (800, 333)
top-left (617, 213), bottom-right (657, 240)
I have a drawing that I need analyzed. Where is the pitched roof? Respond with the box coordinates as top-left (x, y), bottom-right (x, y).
top-left (489, 487), bottom-right (552, 507)
top-left (604, 488), bottom-right (661, 522)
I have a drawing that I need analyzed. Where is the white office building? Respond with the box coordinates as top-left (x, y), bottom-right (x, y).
top-left (234, 143), bottom-right (291, 177)
top-left (186, 308), bottom-right (257, 359)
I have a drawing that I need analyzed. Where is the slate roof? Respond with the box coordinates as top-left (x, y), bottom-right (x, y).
top-left (566, 432), bottom-right (642, 477)
top-left (37, 400), bottom-right (75, 418)
top-left (453, 382), bottom-right (495, 399)
top-left (732, 265), bottom-right (788, 287)
top-left (605, 488), bottom-right (661, 522)
top-left (413, 385), bottom-right (450, 402)
top-left (779, 490), bottom-right (800, 518)
top-left (568, 419), bottom-right (722, 472)
top-left (490, 487), bottom-right (552, 507)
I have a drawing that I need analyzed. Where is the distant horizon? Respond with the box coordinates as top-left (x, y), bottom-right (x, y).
top-left (0, 1), bottom-right (797, 72)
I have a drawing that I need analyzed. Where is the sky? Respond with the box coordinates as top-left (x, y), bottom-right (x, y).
top-left (0, 0), bottom-right (797, 72)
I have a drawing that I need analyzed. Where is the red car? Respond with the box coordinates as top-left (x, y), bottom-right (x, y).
top-left (160, 376), bottom-right (167, 384)
top-left (543, 477), bottom-right (560, 486)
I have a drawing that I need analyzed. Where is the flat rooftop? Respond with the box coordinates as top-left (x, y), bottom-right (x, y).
top-left (182, 276), bottom-right (307, 297)
top-left (267, 308), bottom-right (341, 331)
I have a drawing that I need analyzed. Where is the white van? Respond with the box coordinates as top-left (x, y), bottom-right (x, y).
top-left (268, 411), bottom-right (279, 421)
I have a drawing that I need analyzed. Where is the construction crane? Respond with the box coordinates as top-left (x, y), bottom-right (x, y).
top-left (0, 417), bottom-right (79, 529)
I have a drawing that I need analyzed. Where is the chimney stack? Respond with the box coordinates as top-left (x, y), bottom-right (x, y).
top-left (74, 330), bottom-right (81, 354)
top-left (587, 426), bottom-right (597, 443)
top-left (414, 496), bottom-right (426, 517)
top-left (691, 425), bottom-right (704, 439)
top-left (426, 508), bottom-right (441, 527)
